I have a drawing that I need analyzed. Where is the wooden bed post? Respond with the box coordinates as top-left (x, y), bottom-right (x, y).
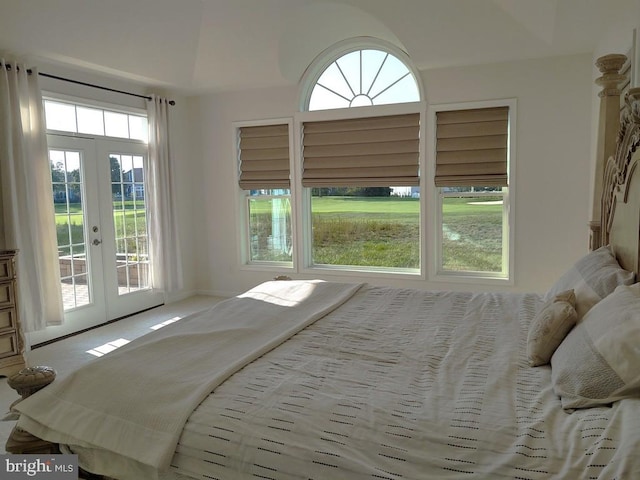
top-left (591, 54), bottom-right (627, 250)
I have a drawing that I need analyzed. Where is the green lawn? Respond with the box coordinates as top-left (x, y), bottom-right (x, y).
top-left (58, 197), bottom-right (503, 272)
top-left (250, 195), bottom-right (503, 272)
top-left (310, 197), bottom-right (419, 268)
top-left (54, 201), bottom-right (147, 255)
top-left (253, 195), bottom-right (500, 217)
top-left (310, 196), bottom-right (419, 217)
top-left (440, 196), bottom-right (503, 272)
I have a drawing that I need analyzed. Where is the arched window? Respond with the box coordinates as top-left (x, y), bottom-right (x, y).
top-left (305, 46), bottom-right (421, 111)
top-left (238, 38), bottom-right (511, 281)
top-left (295, 41), bottom-right (423, 271)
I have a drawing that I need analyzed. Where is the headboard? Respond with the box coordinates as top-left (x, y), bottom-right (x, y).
top-left (591, 54), bottom-right (627, 251)
top-left (601, 87), bottom-right (640, 276)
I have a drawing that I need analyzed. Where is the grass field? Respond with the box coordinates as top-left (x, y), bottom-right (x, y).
top-left (250, 195), bottom-right (503, 272)
top-left (311, 197), bottom-right (419, 268)
top-left (55, 197), bottom-right (503, 272)
top-left (440, 196), bottom-right (503, 272)
top-left (54, 201), bottom-right (147, 256)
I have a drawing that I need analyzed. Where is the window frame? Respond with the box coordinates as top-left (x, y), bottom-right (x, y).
top-left (243, 190), bottom-right (294, 266)
top-left (295, 102), bottom-right (426, 278)
top-left (234, 118), bottom-right (296, 271)
top-left (298, 37), bottom-right (425, 112)
top-left (297, 40), bottom-right (424, 275)
top-left (43, 93), bottom-right (156, 318)
top-left (427, 99), bottom-right (516, 285)
top-left (235, 40), bottom-right (516, 286)
top-left (42, 93), bottom-right (149, 143)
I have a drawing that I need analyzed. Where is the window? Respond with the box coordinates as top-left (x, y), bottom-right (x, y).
top-left (300, 45), bottom-right (422, 272)
top-left (237, 43), bottom-right (423, 273)
top-left (310, 188), bottom-right (420, 270)
top-left (433, 104), bottom-right (513, 279)
top-left (236, 40), bottom-right (514, 283)
top-left (44, 99), bottom-right (148, 142)
top-left (237, 123), bottom-right (293, 264)
top-left (247, 190), bottom-right (292, 263)
top-left (307, 48), bottom-right (420, 111)
top-left (302, 113), bottom-right (421, 271)
top-left (439, 187), bottom-right (507, 274)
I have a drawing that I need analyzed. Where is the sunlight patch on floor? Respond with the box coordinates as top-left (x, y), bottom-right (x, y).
top-left (86, 338), bottom-right (131, 357)
top-left (150, 316), bottom-right (181, 330)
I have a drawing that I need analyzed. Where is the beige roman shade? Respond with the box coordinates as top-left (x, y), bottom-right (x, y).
top-left (435, 106), bottom-right (509, 187)
top-left (302, 113), bottom-right (420, 187)
top-left (238, 124), bottom-right (290, 190)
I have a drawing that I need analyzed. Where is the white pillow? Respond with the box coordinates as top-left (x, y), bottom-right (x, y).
top-left (551, 283), bottom-right (640, 409)
top-left (527, 289), bottom-right (577, 367)
top-left (545, 245), bottom-right (635, 319)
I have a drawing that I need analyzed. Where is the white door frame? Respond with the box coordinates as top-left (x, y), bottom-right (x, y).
top-left (28, 135), bottom-right (163, 346)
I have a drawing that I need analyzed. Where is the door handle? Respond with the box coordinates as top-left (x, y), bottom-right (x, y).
top-left (92, 239), bottom-right (102, 246)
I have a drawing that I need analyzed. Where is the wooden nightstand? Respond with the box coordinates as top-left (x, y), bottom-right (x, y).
top-left (0, 250), bottom-right (25, 377)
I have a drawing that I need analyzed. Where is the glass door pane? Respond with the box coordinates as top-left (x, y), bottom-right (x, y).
top-left (34, 134), bottom-right (108, 347)
top-left (96, 139), bottom-right (162, 321)
top-left (50, 148), bottom-right (90, 310)
top-left (109, 153), bottom-right (150, 295)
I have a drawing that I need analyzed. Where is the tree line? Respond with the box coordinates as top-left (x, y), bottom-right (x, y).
top-left (311, 187), bottom-right (392, 197)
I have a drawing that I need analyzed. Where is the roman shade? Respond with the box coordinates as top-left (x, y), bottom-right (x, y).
top-left (238, 124), bottom-right (290, 190)
top-left (435, 107), bottom-right (509, 187)
top-left (302, 113), bottom-right (420, 187)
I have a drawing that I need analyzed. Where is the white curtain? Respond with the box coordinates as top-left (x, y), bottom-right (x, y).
top-left (0, 60), bottom-right (64, 332)
top-left (147, 95), bottom-right (183, 293)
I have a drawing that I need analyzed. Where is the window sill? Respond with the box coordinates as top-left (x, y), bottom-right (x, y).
top-left (432, 270), bottom-right (513, 287)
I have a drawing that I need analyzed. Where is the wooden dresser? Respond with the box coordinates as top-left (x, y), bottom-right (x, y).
top-left (0, 250), bottom-right (26, 376)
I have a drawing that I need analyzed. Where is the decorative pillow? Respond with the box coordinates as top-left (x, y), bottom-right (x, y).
top-left (527, 289), bottom-right (577, 367)
top-left (545, 245), bottom-right (635, 320)
top-left (550, 283), bottom-right (640, 409)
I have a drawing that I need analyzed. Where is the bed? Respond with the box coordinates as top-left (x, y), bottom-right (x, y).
top-left (6, 55), bottom-right (640, 480)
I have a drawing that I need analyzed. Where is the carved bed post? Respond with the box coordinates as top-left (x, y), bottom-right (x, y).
top-left (591, 54), bottom-right (627, 250)
top-left (601, 88), bottom-right (640, 252)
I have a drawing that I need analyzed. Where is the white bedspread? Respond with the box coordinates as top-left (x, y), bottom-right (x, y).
top-left (15, 280), bottom-right (362, 479)
top-left (166, 285), bottom-right (639, 479)
top-left (15, 282), bottom-right (640, 479)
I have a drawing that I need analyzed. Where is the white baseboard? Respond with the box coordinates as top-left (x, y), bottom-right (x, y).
top-left (163, 289), bottom-right (197, 304)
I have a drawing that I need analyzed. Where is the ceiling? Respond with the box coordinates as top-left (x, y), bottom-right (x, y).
top-left (0, 0), bottom-right (636, 95)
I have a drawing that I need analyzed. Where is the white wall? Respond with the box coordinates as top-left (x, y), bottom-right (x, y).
top-left (188, 87), bottom-right (298, 295)
top-left (190, 53), bottom-right (594, 297)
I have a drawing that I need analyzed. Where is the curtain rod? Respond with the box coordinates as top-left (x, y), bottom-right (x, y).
top-left (25, 68), bottom-right (176, 106)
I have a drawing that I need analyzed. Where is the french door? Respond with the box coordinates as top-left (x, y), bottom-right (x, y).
top-left (28, 135), bottom-right (163, 345)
